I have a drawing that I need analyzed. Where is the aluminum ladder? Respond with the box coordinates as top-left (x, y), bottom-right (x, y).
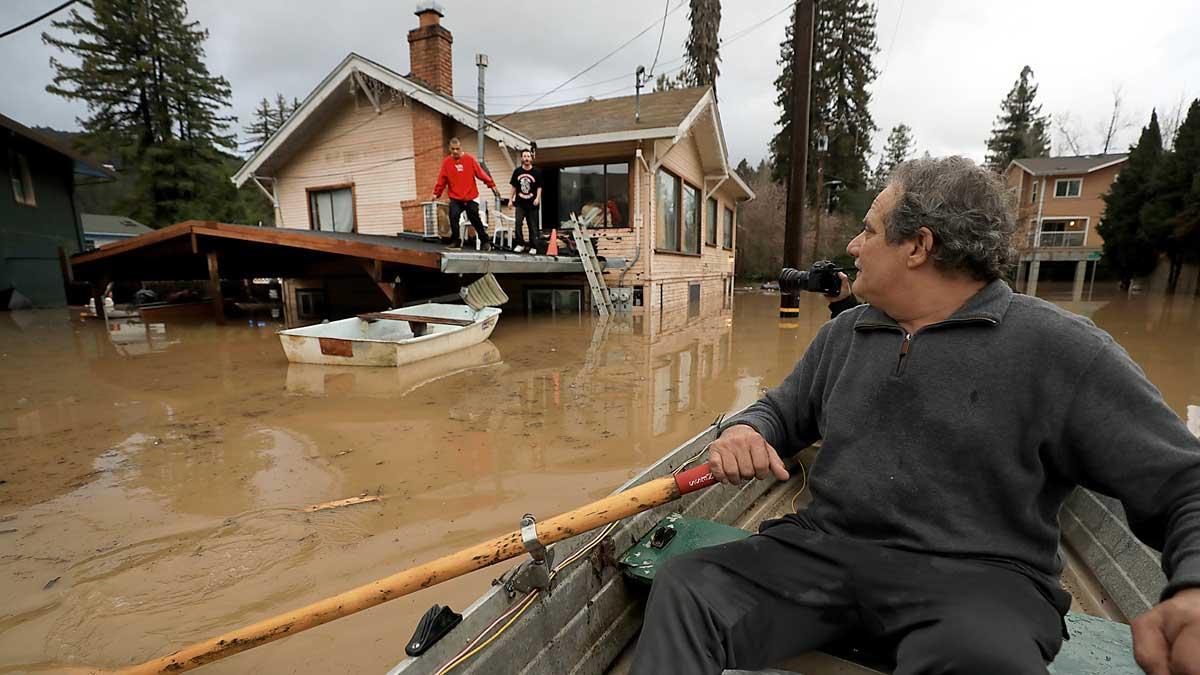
top-left (567, 213), bottom-right (613, 317)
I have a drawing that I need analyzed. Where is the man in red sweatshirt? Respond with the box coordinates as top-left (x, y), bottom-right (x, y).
top-left (431, 138), bottom-right (500, 250)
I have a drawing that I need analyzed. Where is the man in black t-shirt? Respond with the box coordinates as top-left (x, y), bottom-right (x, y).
top-left (509, 149), bottom-right (541, 253)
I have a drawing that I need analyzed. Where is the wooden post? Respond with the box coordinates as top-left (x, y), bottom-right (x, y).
top-left (207, 250), bottom-right (225, 325)
top-left (782, 0), bottom-right (816, 318)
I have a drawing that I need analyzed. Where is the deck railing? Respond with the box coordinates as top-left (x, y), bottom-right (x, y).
top-left (1037, 231), bottom-right (1086, 248)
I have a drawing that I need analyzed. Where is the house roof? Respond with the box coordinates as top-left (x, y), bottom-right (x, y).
top-left (500, 87), bottom-right (710, 144)
top-left (0, 112), bottom-right (117, 180)
top-left (1009, 154), bottom-right (1128, 177)
top-left (232, 53), bottom-right (531, 187)
top-left (81, 213), bottom-right (153, 236)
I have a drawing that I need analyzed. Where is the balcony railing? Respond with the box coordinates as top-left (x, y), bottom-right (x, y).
top-left (1036, 231), bottom-right (1086, 248)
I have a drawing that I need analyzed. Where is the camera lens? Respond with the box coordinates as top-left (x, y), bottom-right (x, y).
top-left (779, 268), bottom-right (809, 294)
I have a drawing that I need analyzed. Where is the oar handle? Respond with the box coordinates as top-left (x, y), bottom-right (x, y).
top-left (674, 465), bottom-right (716, 495)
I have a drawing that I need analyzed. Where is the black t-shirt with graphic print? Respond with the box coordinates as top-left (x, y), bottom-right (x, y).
top-left (509, 167), bottom-right (541, 208)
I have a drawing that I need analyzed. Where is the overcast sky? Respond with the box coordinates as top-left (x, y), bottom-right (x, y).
top-left (2, 0), bottom-right (1197, 167)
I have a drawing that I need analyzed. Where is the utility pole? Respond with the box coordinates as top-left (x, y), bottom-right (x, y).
top-left (782, 0), bottom-right (816, 318)
top-left (812, 131), bottom-right (827, 262)
top-left (476, 54), bottom-right (488, 163)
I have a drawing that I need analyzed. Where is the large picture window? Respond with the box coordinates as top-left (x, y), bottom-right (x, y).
top-left (556, 163), bottom-right (629, 228)
top-left (308, 186), bottom-right (355, 232)
top-left (656, 169), bottom-right (679, 251)
top-left (656, 168), bottom-right (701, 255)
top-left (682, 184), bottom-right (700, 254)
top-left (705, 197), bottom-right (718, 246)
top-left (722, 207), bottom-right (734, 249)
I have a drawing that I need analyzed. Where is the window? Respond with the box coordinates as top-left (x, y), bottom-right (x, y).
top-left (308, 186), bottom-right (355, 232)
top-left (556, 163), bottom-right (628, 227)
top-left (656, 169), bottom-right (679, 251)
top-left (1030, 180), bottom-right (1038, 204)
top-left (722, 207), bottom-right (734, 249)
top-left (688, 283), bottom-right (701, 318)
top-left (655, 168), bottom-right (700, 255)
top-left (1054, 178), bottom-right (1082, 198)
top-left (526, 288), bottom-right (582, 315)
top-left (705, 197), bottom-right (718, 246)
top-left (682, 184), bottom-right (700, 254)
top-left (9, 151), bottom-right (35, 206)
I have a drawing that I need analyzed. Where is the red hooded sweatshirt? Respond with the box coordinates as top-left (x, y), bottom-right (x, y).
top-left (433, 153), bottom-right (496, 201)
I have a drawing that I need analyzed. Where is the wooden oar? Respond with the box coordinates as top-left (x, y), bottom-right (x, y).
top-left (99, 465), bottom-right (717, 674)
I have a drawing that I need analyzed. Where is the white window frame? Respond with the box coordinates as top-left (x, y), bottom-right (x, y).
top-left (9, 150), bottom-right (36, 207)
top-left (1053, 178), bottom-right (1082, 198)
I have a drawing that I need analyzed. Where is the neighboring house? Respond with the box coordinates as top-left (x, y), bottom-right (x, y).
top-left (233, 3), bottom-right (752, 323)
top-left (1, 112), bottom-right (115, 306)
top-left (81, 213), bottom-right (153, 249)
top-left (1003, 153), bottom-right (1127, 297)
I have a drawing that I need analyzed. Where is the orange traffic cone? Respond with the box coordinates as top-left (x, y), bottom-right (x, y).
top-left (546, 229), bottom-right (559, 256)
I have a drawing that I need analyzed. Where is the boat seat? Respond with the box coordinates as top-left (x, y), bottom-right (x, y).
top-left (621, 515), bottom-right (1140, 675)
top-left (357, 312), bottom-right (473, 337)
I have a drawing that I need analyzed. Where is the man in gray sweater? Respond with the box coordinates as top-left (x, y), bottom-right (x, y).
top-left (631, 157), bottom-right (1200, 674)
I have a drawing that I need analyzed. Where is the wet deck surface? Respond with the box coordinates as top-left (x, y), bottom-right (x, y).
top-left (1, 282), bottom-right (1197, 673)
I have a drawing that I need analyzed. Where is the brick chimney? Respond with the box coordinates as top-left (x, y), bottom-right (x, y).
top-left (407, 2), bottom-right (453, 96)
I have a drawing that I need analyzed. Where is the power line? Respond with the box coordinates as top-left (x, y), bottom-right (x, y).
top-left (464, 1), bottom-right (790, 107)
top-left (647, 0), bottom-right (672, 78)
top-left (877, 0), bottom-right (906, 83)
top-left (493, 0), bottom-right (687, 121)
top-left (0, 0), bottom-right (77, 39)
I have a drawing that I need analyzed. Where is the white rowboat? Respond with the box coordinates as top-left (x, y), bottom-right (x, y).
top-left (277, 303), bottom-right (501, 367)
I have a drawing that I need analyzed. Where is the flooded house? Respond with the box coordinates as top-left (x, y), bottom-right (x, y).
top-left (229, 2), bottom-right (753, 329)
top-left (1, 112), bottom-right (115, 307)
top-left (1004, 153), bottom-right (1126, 298)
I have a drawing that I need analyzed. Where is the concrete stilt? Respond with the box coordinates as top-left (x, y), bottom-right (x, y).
top-left (1015, 261), bottom-right (1027, 293)
top-left (1072, 260), bottom-right (1088, 302)
top-left (1027, 260), bottom-right (1041, 298)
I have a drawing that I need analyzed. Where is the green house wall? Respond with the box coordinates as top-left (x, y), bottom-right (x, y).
top-left (0, 130), bottom-right (83, 307)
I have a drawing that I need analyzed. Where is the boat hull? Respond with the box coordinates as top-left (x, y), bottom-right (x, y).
top-left (276, 304), bottom-right (500, 367)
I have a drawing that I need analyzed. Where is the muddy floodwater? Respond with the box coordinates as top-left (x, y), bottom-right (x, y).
top-left (1, 283), bottom-right (1198, 674)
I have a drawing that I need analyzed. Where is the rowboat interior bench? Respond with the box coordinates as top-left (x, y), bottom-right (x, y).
top-left (357, 312), bottom-right (474, 337)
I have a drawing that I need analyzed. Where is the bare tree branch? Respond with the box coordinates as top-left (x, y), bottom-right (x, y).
top-left (1097, 85), bottom-right (1136, 154)
top-left (1159, 93), bottom-right (1188, 150)
top-left (1052, 111), bottom-right (1084, 155)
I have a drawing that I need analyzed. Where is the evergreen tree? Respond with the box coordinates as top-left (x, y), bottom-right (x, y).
top-left (1097, 111), bottom-right (1163, 289)
top-left (44, 0), bottom-right (241, 227)
top-left (243, 98), bottom-right (276, 153)
top-left (984, 66), bottom-right (1050, 171)
top-left (770, 0), bottom-right (878, 201)
top-left (274, 93), bottom-right (295, 129)
top-left (735, 158), bottom-right (754, 183)
top-left (680, 0), bottom-right (721, 88)
top-left (870, 123), bottom-right (914, 189)
top-left (1140, 99), bottom-right (1200, 289)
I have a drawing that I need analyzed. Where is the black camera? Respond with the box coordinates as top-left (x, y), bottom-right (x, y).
top-left (779, 260), bottom-right (844, 296)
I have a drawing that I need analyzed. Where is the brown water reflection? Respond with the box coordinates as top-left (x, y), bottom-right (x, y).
top-left (0, 282), bottom-right (1196, 673)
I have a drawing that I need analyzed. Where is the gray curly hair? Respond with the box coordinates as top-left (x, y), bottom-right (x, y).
top-left (885, 156), bottom-right (1017, 282)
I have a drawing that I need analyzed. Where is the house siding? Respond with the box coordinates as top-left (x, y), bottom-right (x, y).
top-left (275, 94), bottom-right (416, 235)
top-left (0, 133), bottom-right (81, 306)
top-left (1007, 161), bottom-right (1121, 254)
